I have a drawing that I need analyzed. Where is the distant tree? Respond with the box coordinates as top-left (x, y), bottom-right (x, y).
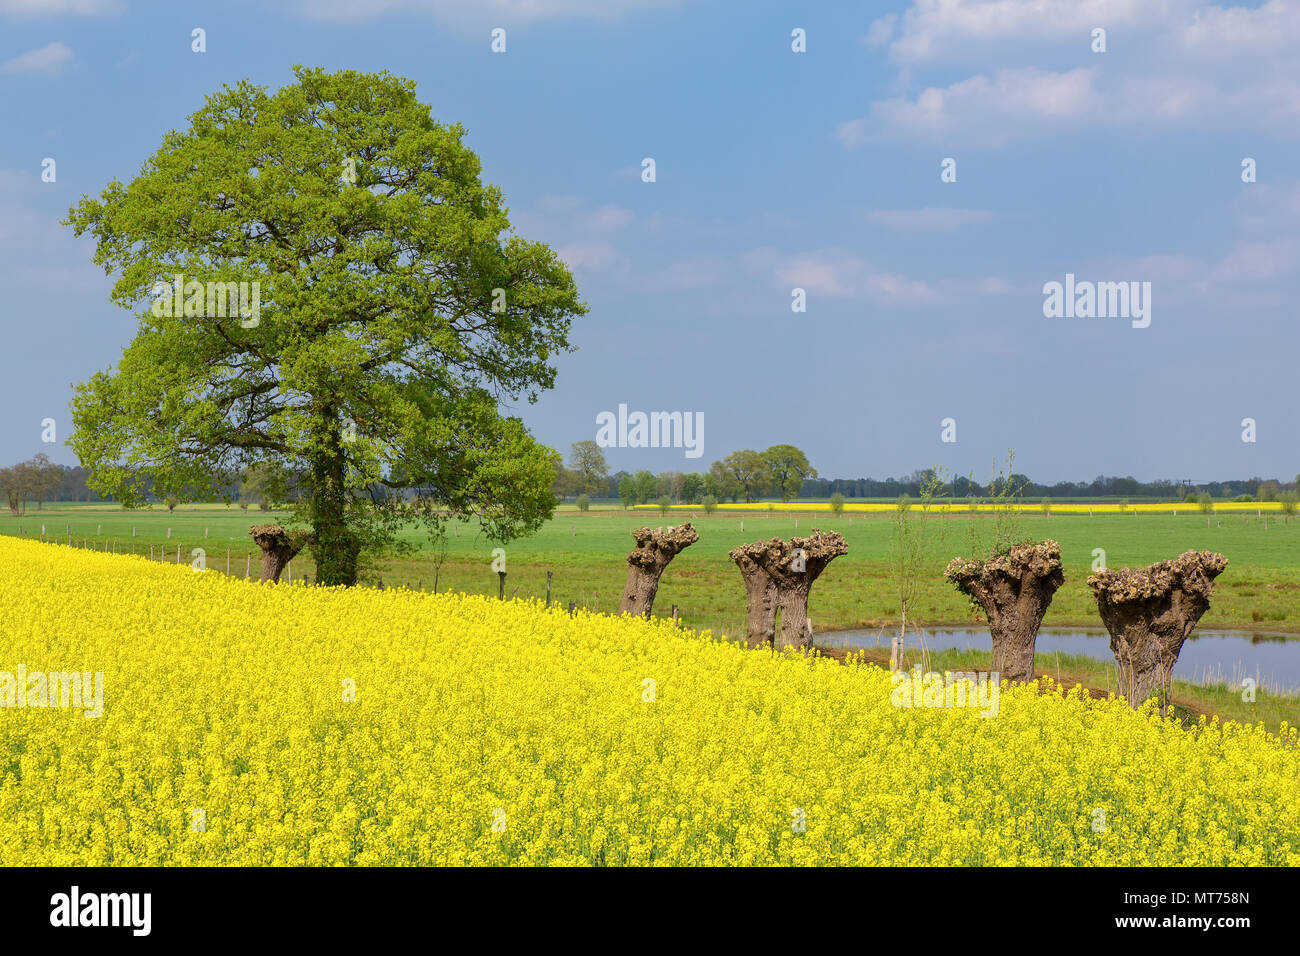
top-left (28, 454), bottom-right (62, 511)
top-left (656, 471), bottom-right (685, 502)
top-left (551, 464), bottom-right (584, 499)
top-left (1197, 492), bottom-right (1213, 513)
top-left (681, 472), bottom-right (703, 504)
top-left (701, 494), bottom-right (718, 515)
top-left (1258, 480), bottom-right (1279, 502)
top-left (723, 450), bottom-right (769, 503)
top-left (704, 460), bottom-right (739, 502)
top-left (618, 475), bottom-right (636, 510)
top-left (0, 467), bottom-right (21, 515)
top-left (762, 444), bottom-right (816, 501)
top-left (657, 494), bottom-right (672, 517)
top-left (1279, 491), bottom-right (1298, 520)
top-left (830, 492), bottom-right (845, 516)
top-left (569, 441), bottom-right (609, 496)
top-left (632, 470), bottom-right (657, 505)
top-left (576, 493), bottom-right (590, 512)
top-left (165, 495), bottom-right (178, 513)
top-left (1041, 496), bottom-right (1051, 515)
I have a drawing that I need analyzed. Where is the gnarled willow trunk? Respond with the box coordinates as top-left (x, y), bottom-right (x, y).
top-left (730, 548), bottom-right (778, 647)
top-left (945, 540), bottom-right (1065, 683)
top-left (618, 523), bottom-right (698, 619)
top-left (250, 524), bottom-right (312, 584)
top-left (1088, 550), bottom-right (1227, 710)
top-left (731, 531), bottom-right (848, 650)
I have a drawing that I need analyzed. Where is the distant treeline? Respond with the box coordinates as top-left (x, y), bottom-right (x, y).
top-left (5, 452), bottom-right (1297, 512)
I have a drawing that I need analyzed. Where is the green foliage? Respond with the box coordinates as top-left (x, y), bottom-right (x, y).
top-left (568, 441), bottom-right (608, 496)
top-left (1197, 492), bottom-right (1214, 514)
top-left (888, 468), bottom-right (949, 617)
top-left (722, 450), bottom-right (769, 503)
top-left (704, 460), bottom-right (739, 503)
top-left (761, 444), bottom-right (816, 502)
top-left (701, 494), bottom-right (717, 515)
top-left (632, 470), bottom-right (656, 505)
top-left (576, 494), bottom-right (590, 512)
top-left (618, 476), bottom-right (636, 510)
top-left (967, 451), bottom-right (1027, 562)
top-left (62, 67), bottom-right (586, 585)
top-left (829, 492), bottom-right (845, 515)
top-left (681, 472), bottom-right (704, 504)
top-left (657, 494), bottom-right (672, 517)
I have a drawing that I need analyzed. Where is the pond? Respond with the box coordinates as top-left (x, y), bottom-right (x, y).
top-left (815, 627), bottom-right (1300, 695)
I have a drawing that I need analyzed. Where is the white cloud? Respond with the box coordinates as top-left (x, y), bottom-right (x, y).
top-left (0, 0), bottom-right (122, 15)
top-left (857, 207), bottom-right (995, 231)
top-left (296, 0), bottom-right (683, 24)
top-left (2, 40), bottom-right (73, 76)
top-left (844, 67), bottom-right (1098, 146)
top-left (882, 0), bottom-right (1178, 63)
top-left (554, 240), bottom-right (627, 273)
top-left (1215, 238), bottom-right (1298, 281)
top-left (513, 195), bottom-right (637, 278)
top-left (848, 1), bottom-right (1300, 144)
top-left (743, 247), bottom-right (942, 306)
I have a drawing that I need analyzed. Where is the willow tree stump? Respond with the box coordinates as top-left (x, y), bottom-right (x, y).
top-left (249, 524), bottom-right (313, 584)
top-left (1088, 550), bottom-right (1227, 710)
top-left (731, 531), bottom-right (848, 649)
top-left (729, 540), bottom-right (780, 647)
top-left (945, 540), bottom-right (1065, 683)
top-left (618, 523), bottom-right (698, 619)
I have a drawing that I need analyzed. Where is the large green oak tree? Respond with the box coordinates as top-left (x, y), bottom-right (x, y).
top-left (65, 67), bottom-right (586, 585)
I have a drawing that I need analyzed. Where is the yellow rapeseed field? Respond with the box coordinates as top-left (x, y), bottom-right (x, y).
top-left (0, 536), bottom-right (1296, 866)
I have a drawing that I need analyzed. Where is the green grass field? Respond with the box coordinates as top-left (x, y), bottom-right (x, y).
top-left (6, 500), bottom-right (1299, 729)
top-left (8, 500), bottom-right (1295, 631)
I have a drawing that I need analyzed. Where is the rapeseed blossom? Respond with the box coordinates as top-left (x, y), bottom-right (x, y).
top-left (0, 537), bottom-right (1295, 865)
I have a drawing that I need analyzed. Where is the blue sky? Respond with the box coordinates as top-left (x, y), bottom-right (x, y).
top-left (1, 0), bottom-right (1297, 483)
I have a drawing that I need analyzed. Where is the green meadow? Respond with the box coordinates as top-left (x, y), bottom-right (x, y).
top-left (6, 499), bottom-right (1297, 631)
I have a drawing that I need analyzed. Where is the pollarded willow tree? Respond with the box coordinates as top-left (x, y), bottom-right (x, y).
top-left (618, 523), bottom-right (699, 619)
top-left (730, 530), bottom-right (847, 650)
top-left (64, 67), bottom-right (586, 585)
top-left (944, 540), bottom-right (1065, 683)
top-left (1088, 550), bottom-right (1228, 711)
